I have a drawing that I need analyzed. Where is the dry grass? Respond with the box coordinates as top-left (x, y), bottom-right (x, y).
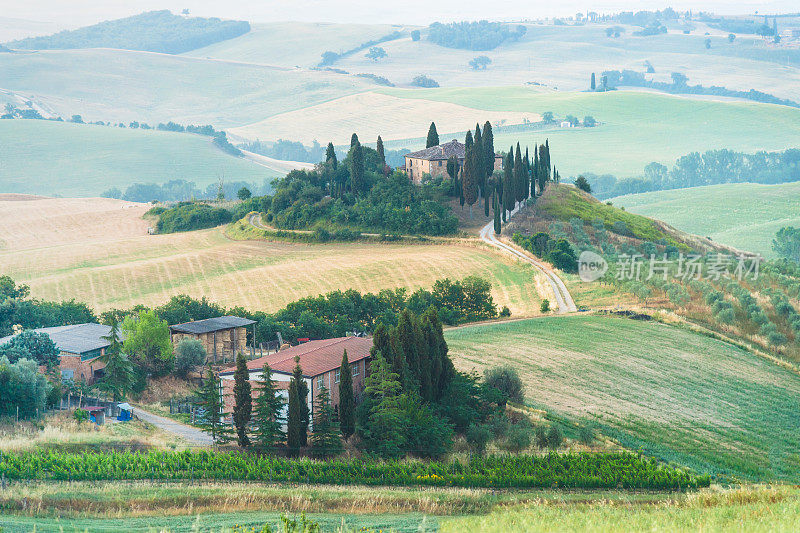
top-left (229, 91), bottom-right (540, 145)
top-left (0, 197), bottom-right (546, 315)
top-left (0, 411), bottom-right (185, 452)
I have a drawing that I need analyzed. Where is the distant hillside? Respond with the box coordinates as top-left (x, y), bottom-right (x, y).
top-left (611, 182), bottom-right (800, 258)
top-left (5, 10), bottom-right (250, 54)
top-left (0, 119), bottom-right (275, 197)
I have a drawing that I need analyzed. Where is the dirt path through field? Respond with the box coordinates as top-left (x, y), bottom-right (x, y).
top-left (134, 407), bottom-right (213, 447)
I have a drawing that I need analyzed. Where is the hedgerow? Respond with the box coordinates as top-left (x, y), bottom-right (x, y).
top-left (0, 450), bottom-right (709, 490)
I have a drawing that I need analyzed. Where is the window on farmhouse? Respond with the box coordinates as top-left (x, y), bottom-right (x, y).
top-left (335, 369), bottom-right (341, 383)
top-left (352, 362), bottom-right (359, 377)
top-left (317, 375), bottom-right (323, 389)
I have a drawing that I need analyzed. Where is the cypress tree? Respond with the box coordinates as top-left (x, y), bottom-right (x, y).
top-left (502, 150), bottom-right (514, 217)
top-left (591, 72), bottom-right (596, 91)
top-left (514, 143), bottom-right (524, 206)
top-left (196, 366), bottom-right (232, 445)
top-left (349, 141), bottom-right (365, 196)
top-left (338, 349), bottom-right (355, 438)
top-left (298, 375), bottom-right (309, 447)
top-left (311, 385), bottom-right (343, 457)
top-left (325, 142), bottom-right (337, 169)
top-left (376, 135), bottom-right (387, 175)
top-left (350, 132), bottom-right (359, 148)
top-left (422, 306), bottom-right (452, 400)
top-left (493, 185), bottom-right (501, 235)
top-left (524, 147), bottom-right (531, 200)
top-left (473, 123), bottom-right (484, 200)
top-left (462, 131), bottom-right (478, 217)
top-left (483, 121), bottom-right (494, 216)
top-left (286, 376), bottom-right (302, 456)
top-left (360, 353), bottom-right (405, 458)
top-left (426, 122), bottom-right (439, 148)
top-left (533, 146), bottom-right (540, 197)
top-left (232, 352), bottom-right (252, 447)
top-left (395, 309), bottom-right (420, 391)
top-left (252, 363), bottom-right (285, 453)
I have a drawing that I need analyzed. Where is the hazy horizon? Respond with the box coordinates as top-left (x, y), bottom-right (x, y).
top-left (3, 0), bottom-right (798, 31)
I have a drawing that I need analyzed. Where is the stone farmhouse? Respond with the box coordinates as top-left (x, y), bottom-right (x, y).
top-left (402, 139), bottom-right (503, 184)
top-left (169, 316), bottom-right (256, 365)
top-left (0, 323), bottom-right (114, 384)
top-left (219, 336), bottom-right (372, 426)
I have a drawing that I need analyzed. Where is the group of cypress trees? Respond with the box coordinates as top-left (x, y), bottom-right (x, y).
top-left (323, 132), bottom-right (388, 198)
top-left (434, 120), bottom-right (554, 228)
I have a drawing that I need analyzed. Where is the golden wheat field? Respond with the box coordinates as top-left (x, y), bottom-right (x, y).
top-left (0, 196), bottom-right (546, 314)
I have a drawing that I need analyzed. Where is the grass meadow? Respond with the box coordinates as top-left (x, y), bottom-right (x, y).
top-left (0, 197), bottom-right (546, 314)
top-left (610, 182), bottom-right (800, 258)
top-left (0, 120), bottom-right (277, 196)
top-left (445, 314), bottom-right (800, 481)
top-left (381, 89), bottom-right (800, 177)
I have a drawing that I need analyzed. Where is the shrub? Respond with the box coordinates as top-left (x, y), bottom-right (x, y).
top-left (0, 356), bottom-right (51, 419)
top-left (716, 308), bottom-right (736, 324)
top-left (484, 366), bottom-right (524, 407)
top-left (466, 423), bottom-right (492, 454)
top-left (174, 338), bottom-right (207, 376)
top-left (73, 409), bottom-right (89, 423)
top-left (535, 426), bottom-right (548, 449)
top-left (546, 425), bottom-right (564, 449)
top-left (579, 426), bottom-right (595, 445)
top-left (155, 202), bottom-right (233, 233)
top-left (540, 299), bottom-right (551, 313)
top-left (768, 332), bottom-right (788, 346)
top-left (501, 423), bottom-right (533, 452)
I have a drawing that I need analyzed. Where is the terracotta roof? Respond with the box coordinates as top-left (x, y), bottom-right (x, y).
top-left (221, 336), bottom-right (373, 378)
top-left (404, 139), bottom-right (503, 162)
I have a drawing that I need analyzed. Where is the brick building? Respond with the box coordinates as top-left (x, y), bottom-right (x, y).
top-left (0, 323), bottom-right (115, 383)
top-left (169, 316), bottom-right (256, 365)
top-left (402, 139), bottom-right (503, 184)
top-left (219, 336), bottom-right (373, 426)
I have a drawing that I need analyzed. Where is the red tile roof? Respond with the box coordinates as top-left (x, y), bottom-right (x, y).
top-left (222, 336), bottom-right (373, 378)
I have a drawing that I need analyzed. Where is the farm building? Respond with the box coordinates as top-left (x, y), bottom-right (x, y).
top-left (402, 139), bottom-right (503, 184)
top-left (169, 316), bottom-right (256, 364)
top-left (219, 336), bottom-right (373, 425)
top-left (0, 323), bottom-right (115, 384)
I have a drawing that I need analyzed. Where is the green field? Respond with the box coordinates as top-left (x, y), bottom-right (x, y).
top-left (445, 315), bottom-right (800, 481)
top-left (381, 89), bottom-right (800, 177)
top-left (0, 48), bottom-right (372, 127)
top-left (610, 183), bottom-right (800, 258)
top-left (184, 21), bottom-right (403, 68)
top-left (0, 119), bottom-right (278, 196)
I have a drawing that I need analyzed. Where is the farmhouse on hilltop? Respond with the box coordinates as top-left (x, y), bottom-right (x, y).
top-left (402, 139), bottom-right (503, 184)
top-left (0, 323), bottom-right (115, 384)
top-left (219, 336), bottom-right (372, 425)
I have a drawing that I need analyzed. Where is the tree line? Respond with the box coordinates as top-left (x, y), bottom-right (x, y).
top-left (427, 21), bottom-right (527, 51)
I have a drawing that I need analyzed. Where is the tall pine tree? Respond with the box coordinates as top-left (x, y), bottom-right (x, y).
top-left (252, 363), bottom-right (285, 453)
top-left (310, 386), bottom-right (343, 457)
top-left (232, 352), bottom-right (252, 447)
top-left (426, 122), bottom-right (439, 148)
top-left (338, 349), bottom-right (355, 438)
top-left (359, 353), bottom-right (405, 458)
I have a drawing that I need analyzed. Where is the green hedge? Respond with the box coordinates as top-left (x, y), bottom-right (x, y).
top-left (0, 450), bottom-right (709, 490)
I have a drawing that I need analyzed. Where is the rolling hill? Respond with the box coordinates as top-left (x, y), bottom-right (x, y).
top-left (610, 182), bottom-right (800, 258)
top-left (0, 196), bottom-right (546, 315)
top-left (446, 315), bottom-right (800, 480)
top-left (380, 89), bottom-right (800, 177)
top-left (0, 119), bottom-right (278, 197)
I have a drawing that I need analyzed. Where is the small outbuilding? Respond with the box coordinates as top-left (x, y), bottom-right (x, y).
top-left (84, 406), bottom-right (106, 425)
top-left (169, 316), bottom-right (256, 364)
top-left (117, 403), bottom-right (133, 422)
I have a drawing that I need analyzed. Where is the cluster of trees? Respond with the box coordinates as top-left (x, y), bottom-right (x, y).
top-left (261, 133), bottom-right (457, 235)
top-left (440, 120), bottom-right (555, 233)
top-left (427, 21), bottom-right (526, 50)
top-left (319, 31), bottom-right (401, 66)
top-left (102, 179), bottom-right (262, 203)
top-left (0, 276), bottom-right (95, 338)
top-left (6, 10), bottom-right (250, 54)
top-left (705, 16), bottom-right (778, 36)
top-left (0, 356), bottom-right (52, 419)
top-left (584, 148), bottom-right (800, 199)
top-left (512, 233), bottom-right (579, 273)
top-left (151, 202), bottom-right (235, 233)
top-left (411, 75), bottom-right (439, 88)
top-left (240, 139), bottom-right (326, 163)
top-left (601, 70), bottom-right (799, 109)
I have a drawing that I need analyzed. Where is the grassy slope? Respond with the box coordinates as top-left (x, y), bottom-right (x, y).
top-left (380, 89), bottom-right (800, 177)
top-left (0, 197), bottom-right (544, 314)
top-left (183, 21), bottom-right (401, 68)
top-left (610, 183), bottom-right (800, 258)
top-left (0, 48), bottom-right (371, 127)
top-left (0, 120), bottom-right (275, 196)
top-left (337, 23), bottom-right (800, 101)
top-left (445, 315), bottom-right (800, 481)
